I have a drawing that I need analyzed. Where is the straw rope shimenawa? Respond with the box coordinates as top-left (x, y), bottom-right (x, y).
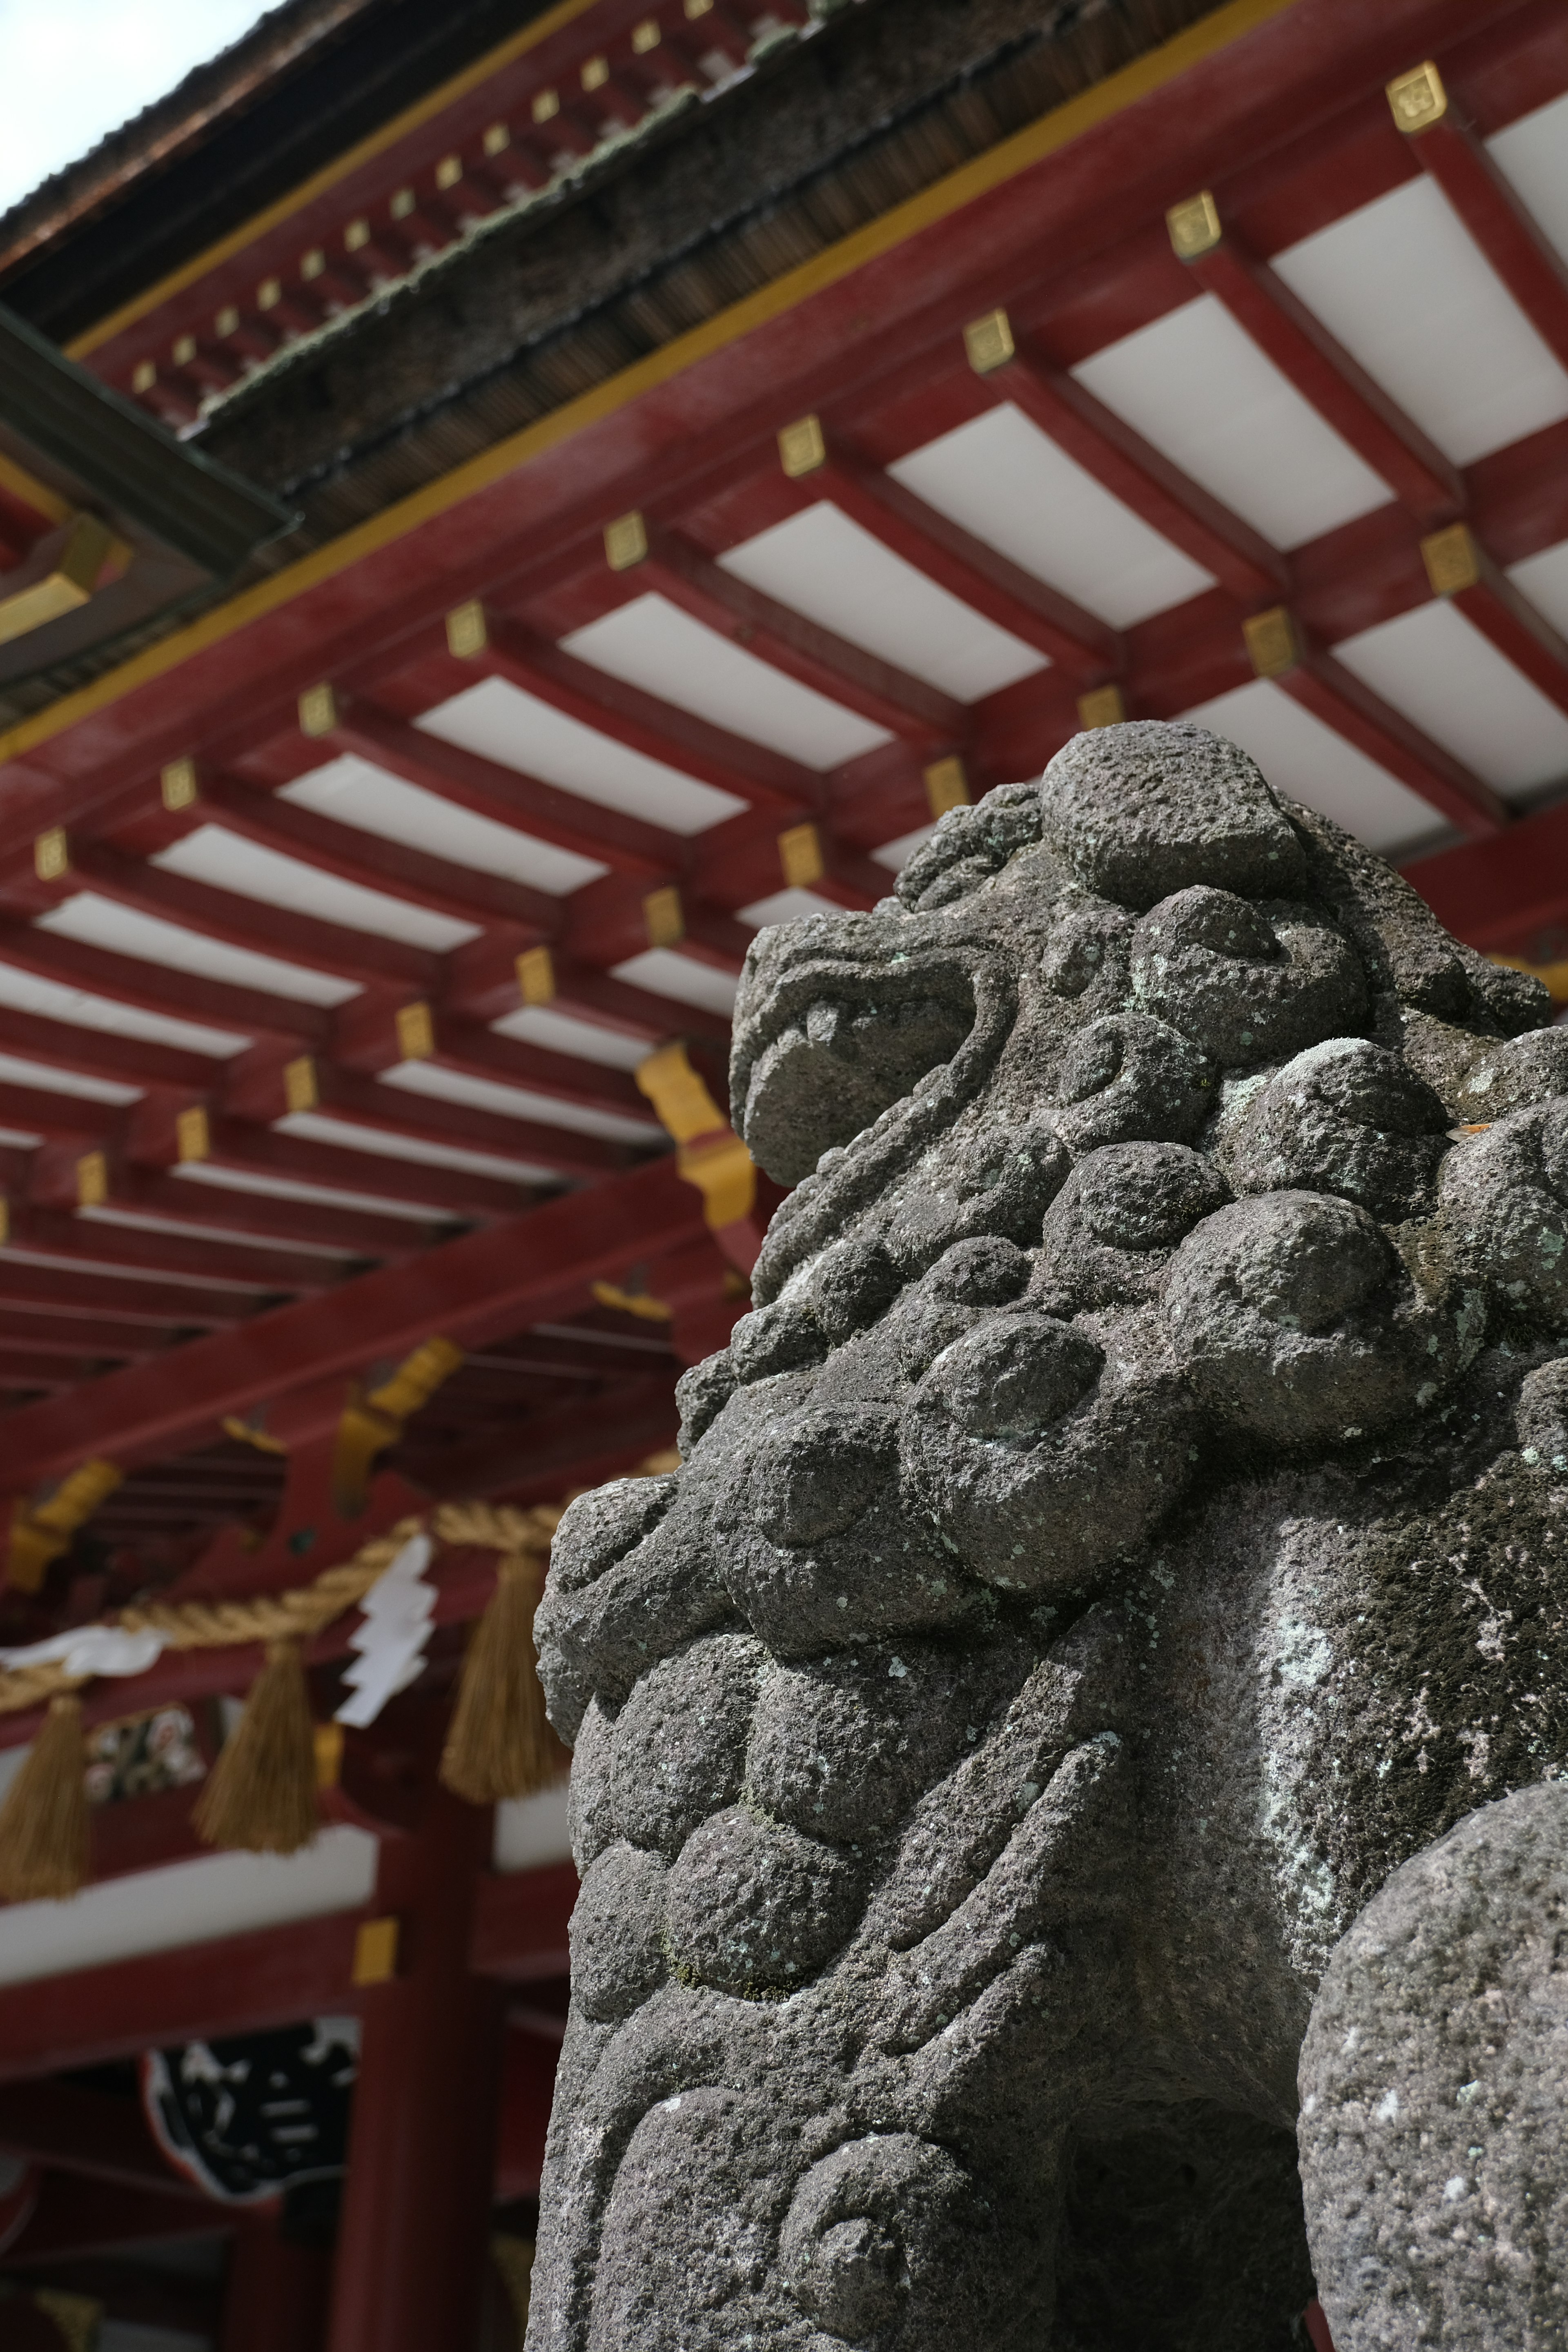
top-left (0, 1499), bottom-right (562, 1720)
top-left (0, 1454), bottom-right (679, 1896)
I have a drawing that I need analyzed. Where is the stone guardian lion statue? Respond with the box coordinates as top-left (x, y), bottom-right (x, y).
top-left (530, 721), bottom-right (1568, 2352)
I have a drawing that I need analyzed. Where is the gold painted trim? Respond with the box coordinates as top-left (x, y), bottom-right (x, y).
top-left (5, 0), bottom-right (1300, 773)
top-left (65, 0), bottom-right (611, 360)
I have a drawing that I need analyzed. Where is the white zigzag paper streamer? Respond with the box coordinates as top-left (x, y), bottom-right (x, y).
top-left (333, 1532), bottom-right (437, 1730)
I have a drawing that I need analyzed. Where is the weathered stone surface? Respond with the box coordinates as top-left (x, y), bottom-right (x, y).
top-left (528, 721), bottom-right (1568, 2352)
top-left (1298, 1786), bottom-right (1568, 2349)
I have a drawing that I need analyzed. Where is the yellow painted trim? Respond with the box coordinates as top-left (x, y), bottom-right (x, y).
top-left (7, 0), bottom-right (1298, 771)
top-left (0, 448), bottom-right (73, 526)
top-left (65, 0), bottom-right (609, 360)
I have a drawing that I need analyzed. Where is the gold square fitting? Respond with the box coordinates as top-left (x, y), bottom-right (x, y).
top-left (964, 309), bottom-right (1015, 376)
top-left (258, 277), bottom-right (282, 310)
top-left (0, 1198), bottom-right (9, 1247)
top-left (483, 122), bottom-right (511, 157)
top-left (604, 511), bottom-right (649, 571)
top-left (314, 1720), bottom-right (344, 1789)
top-left (778, 822), bottom-right (824, 888)
top-left (1244, 605), bottom-right (1300, 679)
top-left (516, 945), bottom-right (557, 1005)
top-left (778, 414), bottom-right (827, 479)
top-left (1166, 190), bottom-right (1223, 261)
top-left (301, 249), bottom-right (325, 281)
top-left (172, 334), bottom-right (196, 366)
top-left (345, 217), bottom-right (371, 251)
top-left (33, 827), bottom-right (69, 883)
top-left (214, 305), bottom-right (240, 338)
top-left (1388, 60), bottom-right (1447, 134)
top-left (161, 757), bottom-right (199, 812)
top-left (284, 1056), bottom-right (318, 1114)
top-left (686, 0), bottom-right (714, 17)
top-left (924, 757), bottom-right (969, 820)
top-left (352, 1915), bottom-right (400, 1987)
top-left (532, 87), bottom-right (560, 124)
top-left (633, 17), bottom-right (661, 49)
top-left (582, 55), bottom-right (610, 91)
top-left (132, 360), bottom-right (157, 394)
top-left (446, 599), bottom-right (488, 658)
top-left (436, 154), bottom-right (463, 191)
top-left (175, 1105), bottom-right (210, 1164)
top-left (77, 1151), bottom-right (109, 1209)
top-left (396, 1001), bottom-right (436, 1061)
top-left (390, 188), bottom-right (416, 220)
top-left (1076, 684), bottom-right (1127, 731)
top-left (298, 682), bottom-right (338, 737)
top-left (643, 885), bottom-right (685, 949)
top-left (1421, 521), bottom-right (1480, 598)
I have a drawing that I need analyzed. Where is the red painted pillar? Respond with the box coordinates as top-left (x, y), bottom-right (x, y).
top-left (223, 2216), bottom-right (332, 2350)
top-left (326, 1771), bottom-right (503, 2352)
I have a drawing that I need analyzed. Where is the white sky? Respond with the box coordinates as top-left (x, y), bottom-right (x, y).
top-left (0, 0), bottom-right (274, 218)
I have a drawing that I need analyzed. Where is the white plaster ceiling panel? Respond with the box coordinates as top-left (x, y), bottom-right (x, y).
top-left (78, 1204), bottom-right (350, 1259)
top-left (0, 949), bottom-right (245, 1057)
top-left (871, 821), bottom-right (936, 872)
top-left (737, 884), bottom-right (849, 928)
top-left (0, 1051), bottom-right (138, 1104)
top-left (419, 674), bottom-right (746, 832)
top-left (1072, 296), bottom-right (1390, 550)
top-left (154, 826), bottom-right (478, 952)
top-left (1488, 89), bottom-right (1568, 266)
top-left (1507, 538), bottom-right (1568, 637)
top-left (279, 1110), bottom-right (550, 1185)
top-left (608, 946), bottom-right (740, 1015)
top-left (36, 895), bottom-right (358, 1009)
top-left (281, 754), bottom-right (606, 896)
top-left (1272, 175), bottom-right (1568, 467)
top-left (172, 1160), bottom-right (445, 1223)
top-left (377, 1058), bottom-right (661, 1143)
top-left (888, 403), bottom-right (1213, 626)
top-left (1332, 599), bottom-right (1568, 802)
top-left (562, 594), bottom-right (890, 770)
top-left (1179, 679), bottom-right (1439, 854)
top-left (0, 1825), bottom-right (377, 1989)
top-left (717, 502), bottom-right (1047, 702)
top-left (490, 1003), bottom-right (650, 1071)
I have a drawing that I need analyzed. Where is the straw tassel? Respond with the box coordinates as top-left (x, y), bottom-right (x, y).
top-left (440, 1555), bottom-right (558, 1805)
top-left (0, 1694), bottom-right (90, 1901)
top-left (194, 1641), bottom-right (319, 1855)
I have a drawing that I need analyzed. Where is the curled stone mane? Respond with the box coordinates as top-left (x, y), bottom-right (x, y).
top-left (529, 722), bottom-right (1568, 2352)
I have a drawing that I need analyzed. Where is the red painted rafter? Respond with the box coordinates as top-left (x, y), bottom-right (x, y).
top-left (780, 437), bottom-right (1123, 680)
top-left (1176, 217), bottom-right (1465, 526)
top-left (5, 1202), bottom-right (347, 1295)
top-left (967, 337), bottom-right (1289, 603)
top-left (1404, 791), bottom-right (1568, 953)
top-left (53, 838), bottom-right (441, 997)
top-left (326, 695), bottom-right (677, 880)
top-left (0, 1259), bottom-right (254, 1328)
top-left (630, 522), bottom-right (968, 748)
top-left (477, 615), bottom-right (820, 815)
top-left (1426, 529), bottom-right (1568, 722)
top-left (0, 1154), bottom-right (706, 1484)
top-left (0, 920), bottom-right (326, 1050)
top-left (1403, 105), bottom-right (1568, 374)
top-left (1268, 619), bottom-right (1509, 837)
top-left (27, 1146), bottom-right (442, 1261)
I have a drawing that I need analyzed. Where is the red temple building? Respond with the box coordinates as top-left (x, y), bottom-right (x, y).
top-left (0, 0), bottom-right (1564, 2340)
